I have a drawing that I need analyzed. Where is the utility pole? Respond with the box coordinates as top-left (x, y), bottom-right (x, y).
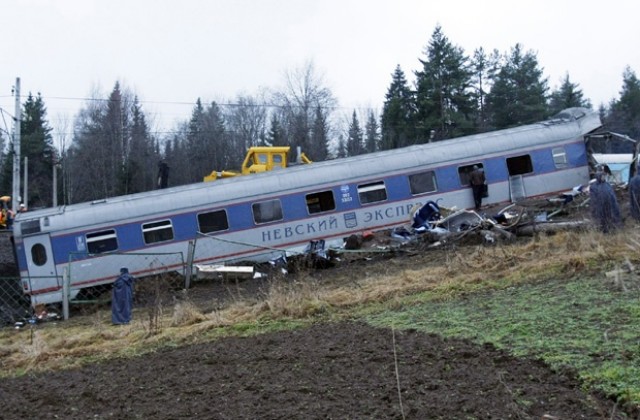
top-left (12, 77), bottom-right (21, 215)
top-left (23, 156), bottom-right (28, 209)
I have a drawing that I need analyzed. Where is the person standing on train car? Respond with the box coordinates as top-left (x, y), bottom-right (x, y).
top-left (469, 165), bottom-right (486, 211)
top-left (112, 267), bottom-right (135, 325)
top-left (157, 160), bottom-right (170, 189)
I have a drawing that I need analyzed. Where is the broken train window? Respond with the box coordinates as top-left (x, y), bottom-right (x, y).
top-left (306, 190), bottom-right (336, 214)
top-left (506, 154), bottom-right (533, 176)
top-left (252, 199), bottom-right (284, 224)
top-left (409, 170), bottom-right (438, 195)
top-left (198, 209), bottom-right (229, 233)
top-left (458, 163), bottom-right (484, 186)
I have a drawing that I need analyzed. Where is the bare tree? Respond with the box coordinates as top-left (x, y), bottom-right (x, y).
top-left (226, 93), bottom-right (268, 165)
top-left (272, 60), bottom-right (337, 160)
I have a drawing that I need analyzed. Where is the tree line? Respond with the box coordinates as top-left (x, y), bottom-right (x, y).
top-left (1, 25), bottom-right (639, 208)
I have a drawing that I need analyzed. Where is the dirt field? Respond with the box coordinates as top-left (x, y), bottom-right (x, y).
top-left (0, 321), bottom-right (628, 419)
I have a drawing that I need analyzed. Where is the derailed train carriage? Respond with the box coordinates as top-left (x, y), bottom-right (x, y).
top-left (12, 108), bottom-right (605, 305)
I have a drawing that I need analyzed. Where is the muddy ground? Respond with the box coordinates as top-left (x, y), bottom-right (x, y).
top-left (0, 321), bottom-right (628, 419)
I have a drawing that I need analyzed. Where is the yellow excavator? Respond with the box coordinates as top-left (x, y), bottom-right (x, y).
top-left (204, 146), bottom-right (312, 182)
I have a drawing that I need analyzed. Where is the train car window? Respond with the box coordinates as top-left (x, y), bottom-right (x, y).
top-left (409, 171), bottom-right (438, 195)
top-left (552, 147), bottom-right (568, 167)
top-left (142, 220), bottom-right (174, 244)
top-left (31, 243), bottom-right (47, 266)
top-left (357, 181), bottom-right (387, 204)
top-left (197, 210), bottom-right (229, 233)
top-left (252, 199), bottom-right (283, 224)
top-left (506, 154), bottom-right (533, 176)
top-left (458, 163), bottom-right (484, 186)
top-left (306, 190), bottom-right (336, 214)
top-left (86, 229), bottom-right (118, 254)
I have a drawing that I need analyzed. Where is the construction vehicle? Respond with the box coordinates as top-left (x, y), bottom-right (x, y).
top-left (204, 146), bottom-right (312, 182)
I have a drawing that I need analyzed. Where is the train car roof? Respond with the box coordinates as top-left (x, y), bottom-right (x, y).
top-left (13, 108), bottom-right (600, 234)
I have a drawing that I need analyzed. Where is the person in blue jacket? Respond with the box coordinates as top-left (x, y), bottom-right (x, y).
top-left (112, 267), bottom-right (135, 325)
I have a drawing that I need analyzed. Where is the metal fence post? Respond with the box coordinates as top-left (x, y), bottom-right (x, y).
top-left (62, 266), bottom-right (69, 320)
top-left (185, 240), bottom-right (196, 289)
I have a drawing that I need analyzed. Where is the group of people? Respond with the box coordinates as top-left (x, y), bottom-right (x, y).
top-left (565, 164), bottom-right (640, 234)
top-left (467, 163), bottom-right (640, 234)
top-left (0, 197), bottom-right (27, 229)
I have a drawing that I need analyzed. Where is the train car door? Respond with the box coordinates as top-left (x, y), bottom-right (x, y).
top-left (22, 234), bottom-right (59, 292)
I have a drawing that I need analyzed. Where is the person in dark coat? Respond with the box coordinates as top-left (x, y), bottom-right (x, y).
top-left (157, 160), bottom-right (169, 189)
top-left (629, 172), bottom-right (640, 221)
top-left (590, 171), bottom-right (622, 233)
top-left (112, 267), bottom-right (135, 325)
top-left (469, 165), bottom-right (486, 210)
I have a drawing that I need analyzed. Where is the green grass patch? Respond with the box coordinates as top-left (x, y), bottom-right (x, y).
top-left (366, 276), bottom-right (640, 408)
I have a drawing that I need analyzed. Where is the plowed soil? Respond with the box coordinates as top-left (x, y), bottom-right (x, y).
top-left (0, 322), bottom-right (627, 419)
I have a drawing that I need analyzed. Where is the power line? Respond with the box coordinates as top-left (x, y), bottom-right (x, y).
top-left (12, 94), bottom-right (380, 112)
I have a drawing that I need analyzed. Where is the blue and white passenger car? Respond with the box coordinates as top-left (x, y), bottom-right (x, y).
top-left (12, 108), bottom-right (602, 305)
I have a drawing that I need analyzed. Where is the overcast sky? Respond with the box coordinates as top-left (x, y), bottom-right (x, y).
top-left (1, 0), bottom-right (639, 141)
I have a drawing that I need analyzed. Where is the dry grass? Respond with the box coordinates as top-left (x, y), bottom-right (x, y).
top-left (1, 226), bottom-right (638, 376)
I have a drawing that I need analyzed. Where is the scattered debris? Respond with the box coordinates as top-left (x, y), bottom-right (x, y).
top-left (190, 183), bottom-right (625, 284)
top-left (195, 264), bottom-right (255, 280)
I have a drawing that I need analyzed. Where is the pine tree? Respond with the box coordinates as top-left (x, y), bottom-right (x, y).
top-left (185, 99), bottom-right (207, 182)
top-left (380, 65), bottom-right (415, 150)
top-left (310, 106), bottom-right (330, 161)
top-left (548, 74), bottom-right (591, 115)
top-left (164, 126), bottom-right (191, 186)
top-left (186, 100), bottom-right (227, 182)
top-left (606, 66), bottom-right (640, 140)
top-left (364, 111), bottom-right (380, 153)
top-left (104, 83), bottom-right (130, 197)
top-left (414, 25), bottom-right (475, 141)
top-left (470, 47), bottom-right (500, 131)
top-left (486, 44), bottom-right (549, 128)
top-left (335, 134), bottom-right (347, 158)
top-left (346, 111), bottom-right (364, 156)
top-left (125, 97), bottom-right (157, 193)
top-left (4, 93), bottom-right (56, 208)
top-left (25, 93), bottom-right (56, 207)
top-left (266, 113), bottom-right (284, 147)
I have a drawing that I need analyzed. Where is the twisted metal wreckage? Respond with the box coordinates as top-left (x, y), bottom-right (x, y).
top-left (291, 177), bottom-right (632, 270)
